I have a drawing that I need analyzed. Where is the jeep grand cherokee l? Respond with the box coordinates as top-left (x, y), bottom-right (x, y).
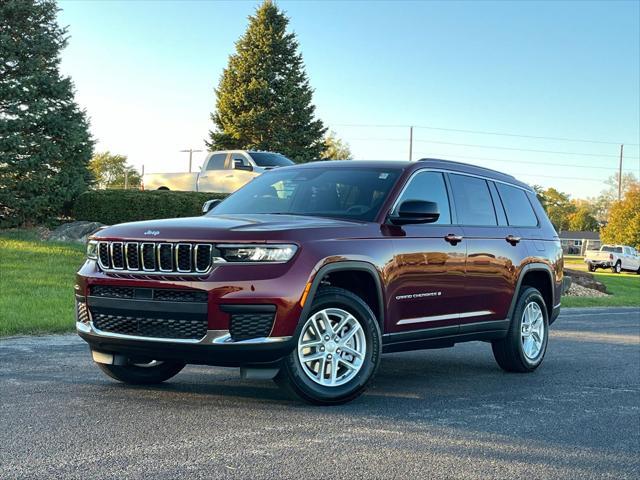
top-left (76, 159), bottom-right (568, 405)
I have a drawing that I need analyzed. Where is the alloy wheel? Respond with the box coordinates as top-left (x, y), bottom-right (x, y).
top-left (521, 301), bottom-right (545, 361)
top-left (297, 308), bottom-right (367, 387)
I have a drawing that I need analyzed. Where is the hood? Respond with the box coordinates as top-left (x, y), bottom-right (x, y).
top-left (93, 214), bottom-right (371, 243)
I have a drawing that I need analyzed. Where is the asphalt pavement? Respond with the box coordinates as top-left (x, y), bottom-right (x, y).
top-left (1, 307), bottom-right (639, 479)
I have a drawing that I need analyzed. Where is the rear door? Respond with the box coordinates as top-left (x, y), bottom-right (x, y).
top-left (448, 173), bottom-right (515, 323)
top-left (623, 247), bottom-right (640, 271)
top-left (388, 170), bottom-right (466, 333)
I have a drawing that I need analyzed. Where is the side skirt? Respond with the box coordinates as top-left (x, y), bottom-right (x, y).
top-left (382, 319), bottom-right (510, 354)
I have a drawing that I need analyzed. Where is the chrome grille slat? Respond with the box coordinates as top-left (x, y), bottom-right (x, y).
top-left (158, 243), bottom-right (173, 272)
top-left (110, 242), bottom-right (125, 269)
top-left (176, 243), bottom-right (192, 272)
top-left (125, 242), bottom-right (140, 270)
top-left (141, 242), bottom-right (156, 271)
top-left (96, 241), bottom-right (213, 276)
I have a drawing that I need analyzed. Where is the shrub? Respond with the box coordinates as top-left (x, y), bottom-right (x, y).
top-left (74, 190), bottom-right (229, 225)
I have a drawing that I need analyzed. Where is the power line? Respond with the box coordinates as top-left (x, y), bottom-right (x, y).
top-left (349, 137), bottom-right (640, 159)
top-left (331, 122), bottom-right (640, 146)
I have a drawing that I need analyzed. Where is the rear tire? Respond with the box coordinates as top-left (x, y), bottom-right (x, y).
top-left (612, 261), bottom-right (622, 274)
top-left (587, 264), bottom-right (595, 272)
top-left (276, 287), bottom-right (382, 405)
top-left (97, 360), bottom-right (185, 385)
top-left (492, 287), bottom-right (549, 373)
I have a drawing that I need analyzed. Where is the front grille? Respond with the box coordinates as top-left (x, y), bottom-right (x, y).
top-left (90, 286), bottom-right (208, 303)
top-left (92, 312), bottom-right (207, 340)
top-left (97, 241), bottom-right (216, 275)
top-left (229, 312), bottom-right (275, 341)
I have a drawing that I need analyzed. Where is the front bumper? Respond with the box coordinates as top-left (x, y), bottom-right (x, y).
top-left (77, 321), bottom-right (294, 367)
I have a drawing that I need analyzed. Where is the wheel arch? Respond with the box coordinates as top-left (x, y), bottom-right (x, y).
top-left (508, 264), bottom-right (555, 321)
top-left (299, 261), bottom-right (385, 332)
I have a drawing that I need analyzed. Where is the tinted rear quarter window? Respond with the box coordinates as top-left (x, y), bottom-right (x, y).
top-left (449, 174), bottom-right (497, 226)
top-left (495, 183), bottom-right (538, 227)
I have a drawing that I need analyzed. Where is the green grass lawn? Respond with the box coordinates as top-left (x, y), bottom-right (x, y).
top-left (563, 270), bottom-right (640, 308)
top-left (0, 229), bottom-right (85, 336)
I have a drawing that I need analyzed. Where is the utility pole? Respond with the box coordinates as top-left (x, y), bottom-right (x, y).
top-left (180, 149), bottom-right (204, 173)
top-left (618, 144), bottom-right (624, 201)
top-left (409, 126), bottom-right (413, 161)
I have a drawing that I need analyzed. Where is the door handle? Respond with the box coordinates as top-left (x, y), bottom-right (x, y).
top-left (444, 234), bottom-right (463, 245)
top-left (506, 235), bottom-right (521, 246)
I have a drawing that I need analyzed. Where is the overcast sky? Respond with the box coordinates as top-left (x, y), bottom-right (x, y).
top-left (58, 0), bottom-right (640, 198)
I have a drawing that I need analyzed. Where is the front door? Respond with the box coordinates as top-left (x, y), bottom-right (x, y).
top-left (198, 153), bottom-right (234, 192)
top-left (387, 171), bottom-right (466, 333)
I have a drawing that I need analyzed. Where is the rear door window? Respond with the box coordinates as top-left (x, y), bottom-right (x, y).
top-left (393, 171), bottom-right (451, 224)
top-left (495, 183), bottom-right (539, 227)
top-left (449, 174), bottom-right (497, 226)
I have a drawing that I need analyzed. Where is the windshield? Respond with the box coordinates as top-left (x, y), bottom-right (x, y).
top-left (250, 152), bottom-right (294, 167)
top-left (211, 167), bottom-right (401, 221)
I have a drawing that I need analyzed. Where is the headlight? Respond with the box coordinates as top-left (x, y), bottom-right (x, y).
top-left (216, 244), bottom-right (297, 263)
top-left (86, 240), bottom-right (98, 260)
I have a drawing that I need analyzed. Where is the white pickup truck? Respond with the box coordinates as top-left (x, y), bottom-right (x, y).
top-left (584, 244), bottom-right (640, 273)
top-left (142, 150), bottom-right (294, 193)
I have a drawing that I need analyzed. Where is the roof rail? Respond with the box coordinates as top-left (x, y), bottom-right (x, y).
top-left (417, 158), bottom-right (517, 180)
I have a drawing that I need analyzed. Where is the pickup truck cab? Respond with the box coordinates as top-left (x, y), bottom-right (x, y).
top-left (585, 245), bottom-right (640, 273)
top-left (142, 150), bottom-right (293, 193)
top-left (77, 159), bottom-right (569, 404)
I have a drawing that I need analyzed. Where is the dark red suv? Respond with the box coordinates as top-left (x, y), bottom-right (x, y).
top-left (76, 159), bottom-right (569, 404)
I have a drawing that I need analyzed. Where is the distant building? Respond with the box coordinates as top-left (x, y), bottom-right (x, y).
top-left (558, 231), bottom-right (601, 255)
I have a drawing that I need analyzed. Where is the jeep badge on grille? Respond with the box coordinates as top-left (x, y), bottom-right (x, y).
top-left (144, 230), bottom-right (160, 236)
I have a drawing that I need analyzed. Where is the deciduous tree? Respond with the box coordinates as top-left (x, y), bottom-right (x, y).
top-left (321, 131), bottom-right (352, 160)
top-left (89, 152), bottom-right (141, 189)
top-left (601, 184), bottom-right (640, 249)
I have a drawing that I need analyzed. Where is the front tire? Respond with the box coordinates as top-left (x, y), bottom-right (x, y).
top-left (276, 287), bottom-right (382, 405)
top-left (612, 261), bottom-right (622, 274)
top-left (492, 287), bottom-right (549, 373)
top-left (97, 360), bottom-right (185, 385)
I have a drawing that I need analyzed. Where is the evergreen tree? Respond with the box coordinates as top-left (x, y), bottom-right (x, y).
top-left (206, 0), bottom-right (325, 162)
top-left (0, 0), bottom-right (93, 226)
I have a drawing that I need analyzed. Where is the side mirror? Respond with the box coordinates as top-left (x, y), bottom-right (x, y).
top-left (389, 200), bottom-right (440, 225)
top-left (202, 199), bottom-right (222, 214)
top-left (234, 159), bottom-right (253, 172)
